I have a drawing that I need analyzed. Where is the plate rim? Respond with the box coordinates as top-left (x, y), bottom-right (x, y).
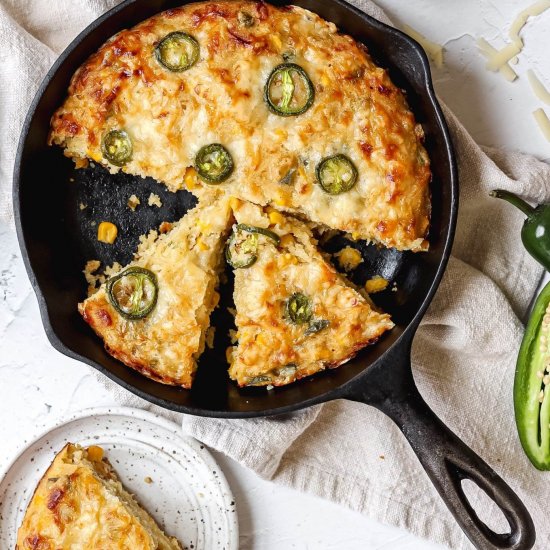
top-left (0, 405), bottom-right (239, 550)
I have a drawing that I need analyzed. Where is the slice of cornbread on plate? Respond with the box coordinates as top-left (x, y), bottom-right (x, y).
top-left (226, 199), bottom-right (394, 387)
top-left (79, 197), bottom-right (233, 388)
top-left (16, 443), bottom-right (183, 550)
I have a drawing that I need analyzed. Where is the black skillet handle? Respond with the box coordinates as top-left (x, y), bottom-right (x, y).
top-left (344, 332), bottom-right (535, 550)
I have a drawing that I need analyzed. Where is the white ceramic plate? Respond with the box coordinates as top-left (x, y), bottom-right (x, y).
top-left (0, 406), bottom-right (238, 549)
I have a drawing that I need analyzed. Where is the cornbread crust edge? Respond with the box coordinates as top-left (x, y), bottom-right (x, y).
top-left (49, 0), bottom-right (431, 252)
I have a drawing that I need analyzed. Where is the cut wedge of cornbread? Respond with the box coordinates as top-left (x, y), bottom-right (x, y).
top-left (79, 197), bottom-right (232, 387)
top-left (226, 199), bottom-right (394, 387)
top-left (16, 443), bottom-right (183, 550)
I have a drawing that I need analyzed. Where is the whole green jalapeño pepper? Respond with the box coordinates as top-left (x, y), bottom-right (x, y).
top-left (515, 281), bottom-right (550, 469)
top-left (491, 189), bottom-right (550, 271)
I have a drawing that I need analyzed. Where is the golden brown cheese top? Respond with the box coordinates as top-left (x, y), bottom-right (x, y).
top-left (228, 200), bottom-right (394, 386)
top-left (79, 197), bottom-right (232, 387)
top-left (50, 0), bottom-right (431, 251)
top-left (17, 445), bottom-right (157, 550)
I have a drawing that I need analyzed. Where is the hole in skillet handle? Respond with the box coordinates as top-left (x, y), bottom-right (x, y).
top-left (442, 457), bottom-right (534, 549)
top-left (460, 479), bottom-right (510, 536)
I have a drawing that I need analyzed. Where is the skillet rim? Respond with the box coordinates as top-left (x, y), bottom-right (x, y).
top-left (12, 0), bottom-right (458, 418)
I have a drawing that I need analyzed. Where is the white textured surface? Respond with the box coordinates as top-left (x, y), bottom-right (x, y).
top-left (0, 1), bottom-right (549, 549)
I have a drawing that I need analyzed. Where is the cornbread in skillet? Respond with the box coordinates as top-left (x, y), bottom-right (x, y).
top-left (226, 200), bottom-right (394, 387)
top-left (16, 443), bottom-right (182, 550)
top-left (79, 197), bottom-right (232, 388)
top-left (49, 0), bottom-right (431, 251)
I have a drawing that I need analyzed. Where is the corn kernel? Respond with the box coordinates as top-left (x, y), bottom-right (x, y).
top-left (229, 197), bottom-right (242, 211)
top-left (365, 276), bottom-right (389, 294)
top-left (351, 232), bottom-right (360, 241)
top-left (256, 332), bottom-right (268, 346)
top-left (184, 166), bottom-right (198, 190)
top-left (197, 238), bottom-right (209, 251)
top-left (274, 195), bottom-right (290, 207)
top-left (269, 211), bottom-right (284, 225)
top-left (337, 247), bottom-right (363, 271)
top-left (87, 149), bottom-right (102, 163)
top-left (97, 222), bottom-right (118, 244)
top-left (271, 34), bottom-right (282, 50)
top-left (280, 234), bottom-right (294, 247)
top-left (87, 445), bottom-right (104, 462)
top-left (280, 253), bottom-right (297, 268)
top-left (321, 73), bottom-right (331, 87)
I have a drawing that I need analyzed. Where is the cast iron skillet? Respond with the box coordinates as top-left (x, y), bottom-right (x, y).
top-left (14, 0), bottom-right (536, 548)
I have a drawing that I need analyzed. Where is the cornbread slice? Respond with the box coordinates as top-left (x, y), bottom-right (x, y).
top-left (227, 200), bottom-right (394, 387)
top-left (16, 444), bottom-right (182, 550)
top-left (79, 197), bottom-right (232, 387)
top-left (48, 0), bottom-right (431, 251)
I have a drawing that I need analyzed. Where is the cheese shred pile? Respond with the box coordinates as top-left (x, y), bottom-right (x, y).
top-left (477, 0), bottom-right (550, 76)
top-left (476, 1), bottom-right (550, 143)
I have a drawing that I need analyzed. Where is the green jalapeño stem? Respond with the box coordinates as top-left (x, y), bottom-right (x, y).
top-left (491, 189), bottom-right (550, 271)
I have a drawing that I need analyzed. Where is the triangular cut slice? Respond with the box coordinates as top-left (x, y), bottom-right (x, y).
top-left (79, 197), bottom-right (232, 388)
top-left (226, 200), bottom-right (394, 387)
top-left (17, 443), bottom-right (182, 549)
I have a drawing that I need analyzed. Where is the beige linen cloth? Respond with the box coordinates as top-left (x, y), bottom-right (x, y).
top-left (3, 0), bottom-right (550, 548)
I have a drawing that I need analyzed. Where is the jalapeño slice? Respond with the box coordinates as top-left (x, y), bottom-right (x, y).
top-left (226, 224), bottom-right (280, 269)
top-left (195, 144), bottom-right (234, 183)
top-left (107, 267), bottom-right (158, 320)
top-left (155, 32), bottom-right (199, 72)
top-left (101, 130), bottom-right (133, 167)
top-left (285, 293), bottom-right (313, 325)
top-left (264, 63), bottom-right (314, 116)
top-left (316, 154), bottom-right (358, 194)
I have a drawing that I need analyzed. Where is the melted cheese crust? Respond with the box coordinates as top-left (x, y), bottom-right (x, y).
top-left (79, 197), bottom-right (232, 387)
top-left (49, 1), bottom-right (431, 251)
top-left (16, 444), bottom-right (182, 550)
top-left (228, 201), bottom-right (394, 386)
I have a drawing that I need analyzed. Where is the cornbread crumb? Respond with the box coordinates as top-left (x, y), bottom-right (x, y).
top-left (206, 326), bottom-right (216, 349)
top-left (159, 221), bottom-right (173, 234)
top-left (83, 260), bottom-right (101, 284)
top-left (74, 157), bottom-right (88, 169)
top-left (128, 194), bottom-right (141, 211)
top-left (83, 260), bottom-right (123, 297)
top-left (144, 476), bottom-right (153, 484)
top-left (79, 203), bottom-right (87, 210)
top-left (104, 262), bottom-right (122, 278)
top-left (83, 260), bottom-right (104, 296)
top-left (148, 193), bottom-right (162, 207)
